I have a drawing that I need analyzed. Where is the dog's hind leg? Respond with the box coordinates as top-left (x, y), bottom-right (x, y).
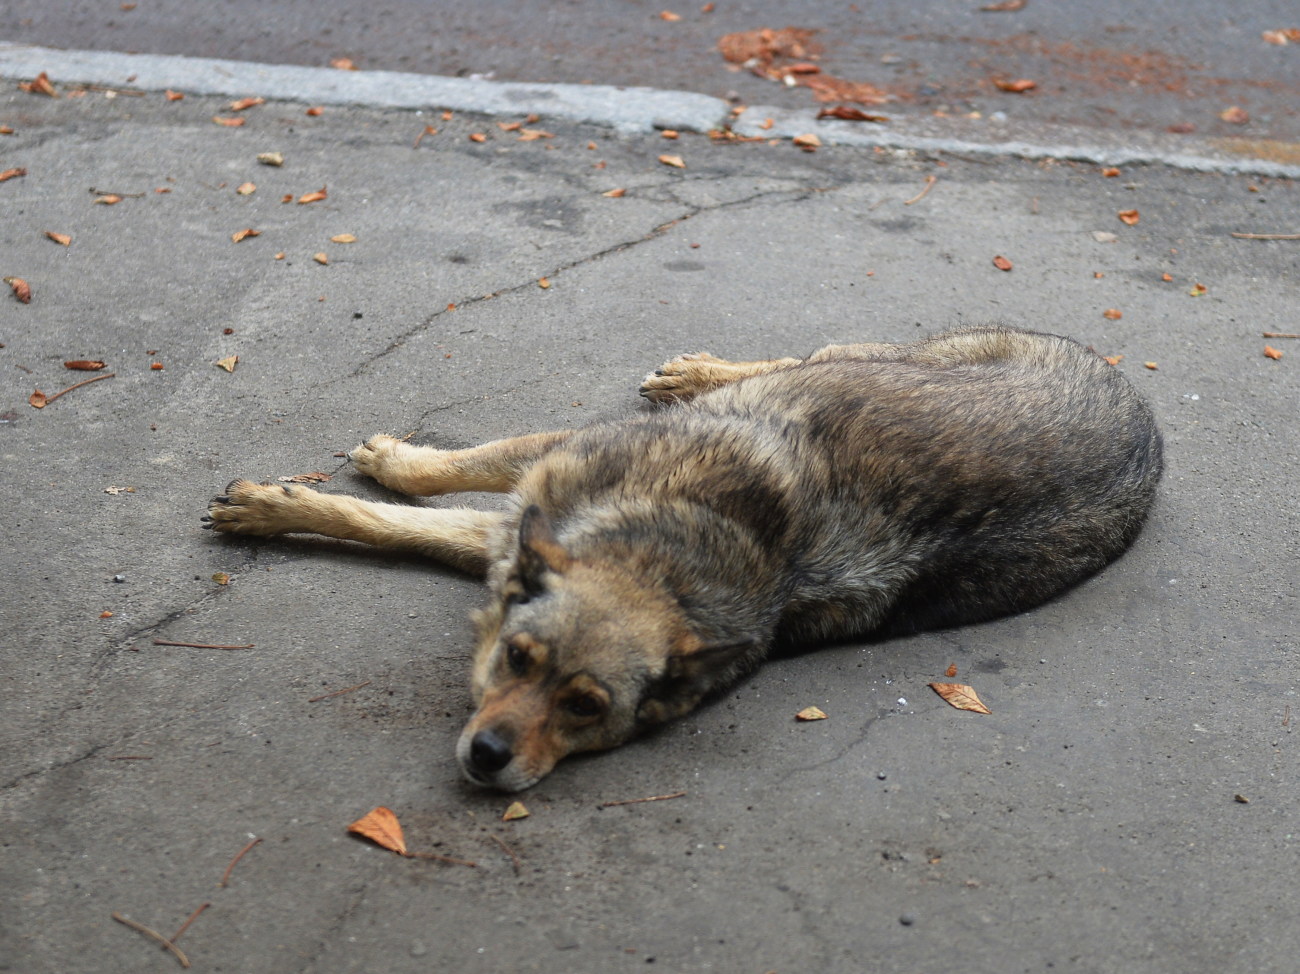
top-left (639, 352), bottom-right (802, 404)
top-left (203, 480), bottom-right (502, 574)
top-left (350, 430), bottom-right (573, 496)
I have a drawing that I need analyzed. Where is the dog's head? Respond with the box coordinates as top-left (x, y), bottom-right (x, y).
top-left (456, 505), bottom-right (754, 791)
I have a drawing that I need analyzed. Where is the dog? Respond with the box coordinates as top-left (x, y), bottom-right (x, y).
top-left (204, 327), bottom-right (1162, 791)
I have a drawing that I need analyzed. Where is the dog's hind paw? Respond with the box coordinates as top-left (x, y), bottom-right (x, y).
top-left (639, 352), bottom-right (724, 404)
top-left (203, 479), bottom-right (311, 536)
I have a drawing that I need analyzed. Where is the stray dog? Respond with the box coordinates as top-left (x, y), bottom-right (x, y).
top-left (204, 327), bottom-right (1162, 791)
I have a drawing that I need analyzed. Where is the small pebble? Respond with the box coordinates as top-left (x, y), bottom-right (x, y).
top-left (113, 574), bottom-right (126, 583)
top-left (877, 772), bottom-right (887, 780)
top-left (899, 913), bottom-right (916, 926)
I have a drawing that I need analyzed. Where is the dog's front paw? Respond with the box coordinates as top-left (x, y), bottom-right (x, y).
top-left (202, 479), bottom-right (311, 536)
top-left (350, 434), bottom-right (448, 495)
top-left (639, 352), bottom-right (723, 404)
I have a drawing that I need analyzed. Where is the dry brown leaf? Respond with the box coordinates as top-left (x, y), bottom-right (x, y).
top-left (980, 0), bottom-right (1027, 9)
top-left (992, 255), bottom-right (1013, 271)
top-left (280, 194), bottom-right (293, 203)
top-left (236, 182), bottom-right (256, 195)
top-left (792, 133), bottom-right (822, 150)
top-left (231, 228), bottom-right (260, 242)
top-left (659, 153), bottom-right (686, 168)
top-left (759, 117), bottom-right (774, 130)
top-left (502, 801), bottom-right (530, 821)
top-left (5, 276), bottom-right (31, 303)
top-left (1103, 308), bottom-right (1123, 320)
top-left (103, 485), bottom-right (135, 495)
top-left (94, 194), bottom-right (122, 205)
top-left (64, 360), bottom-right (106, 371)
top-left (20, 71), bottom-right (57, 97)
top-left (212, 572), bottom-right (231, 585)
top-left (795, 706), bottom-right (828, 721)
top-left (28, 389), bottom-right (47, 408)
top-left (602, 187), bottom-right (626, 198)
top-left (330, 233), bottom-right (357, 243)
top-left (298, 187), bottom-right (328, 204)
top-left (1264, 345), bottom-right (1283, 360)
top-left (1101, 167), bottom-right (1120, 177)
top-left (150, 362), bottom-right (164, 370)
top-left (538, 277), bottom-right (551, 289)
top-left (517, 128), bottom-right (555, 141)
top-left (0, 125), bottom-right (13, 135)
top-left (45, 231), bottom-right (72, 246)
top-left (279, 471), bottom-right (331, 483)
top-left (816, 105), bottom-right (889, 122)
top-left (331, 57), bottom-right (359, 71)
top-left (213, 116), bottom-right (246, 127)
top-left (1161, 272), bottom-right (1173, 282)
top-left (305, 106), bottom-right (324, 116)
top-left (1104, 354), bottom-right (1124, 366)
top-left (717, 27), bottom-right (819, 65)
top-left (469, 132), bottom-right (488, 143)
top-left (497, 120), bottom-right (523, 132)
top-left (929, 682), bottom-right (992, 714)
top-left (257, 151), bottom-right (284, 166)
top-left (0, 167), bottom-right (26, 182)
top-left (1219, 106), bottom-right (1249, 125)
top-left (945, 663), bottom-right (958, 678)
top-left (1144, 361), bottom-right (1159, 370)
top-left (229, 96), bottom-right (265, 111)
top-left (313, 252), bottom-right (329, 265)
top-left (1117, 209), bottom-right (1139, 226)
top-left (1262, 28), bottom-right (1300, 45)
top-left (1189, 282), bottom-right (1207, 296)
top-left (660, 10), bottom-right (681, 20)
top-left (347, 806), bottom-right (407, 855)
top-left (994, 78), bottom-right (1037, 93)
top-left (274, 251), bottom-right (286, 260)
top-left (661, 129), bottom-right (680, 140)
top-left (798, 74), bottom-right (890, 105)
top-left (215, 355), bottom-right (239, 372)
top-left (164, 89), bottom-right (185, 101)
top-left (99, 610), bottom-right (113, 618)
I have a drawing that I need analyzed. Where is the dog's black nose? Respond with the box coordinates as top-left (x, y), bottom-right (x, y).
top-left (469, 729), bottom-right (514, 774)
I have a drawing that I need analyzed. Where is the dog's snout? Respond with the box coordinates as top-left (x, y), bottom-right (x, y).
top-left (469, 729), bottom-right (514, 774)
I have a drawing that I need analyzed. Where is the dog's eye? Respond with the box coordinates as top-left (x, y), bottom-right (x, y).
top-left (565, 694), bottom-right (603, 719)
top-left (506, 643), bottom-right (530, 675)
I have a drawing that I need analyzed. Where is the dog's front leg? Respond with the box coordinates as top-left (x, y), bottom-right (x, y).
top-left (203, 480), bottom-right (502, 574)
top-left (350, 431), bottom-right (573, 496)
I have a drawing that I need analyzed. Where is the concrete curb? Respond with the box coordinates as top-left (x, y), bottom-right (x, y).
top-left (4, 42), bottom-right (1299, 178)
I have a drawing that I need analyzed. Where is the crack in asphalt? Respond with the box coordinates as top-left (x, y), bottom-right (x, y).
top-left (1, 742), bottom-right (110, 795)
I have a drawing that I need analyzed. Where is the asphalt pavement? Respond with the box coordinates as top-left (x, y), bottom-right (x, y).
top-left (1, 43), bottom-right (1298, 974)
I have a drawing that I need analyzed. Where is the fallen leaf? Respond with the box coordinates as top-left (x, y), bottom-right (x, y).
top-left (1264, 345), bottom-right (1283, 360)
top-left (658, 154), bottom-right (686, 168)
top-left (792, 133), bottom-right (822, 150)
top-left (816, 105), bottom-right (889, 122)
top-left (310, 252), bottom-right (327, 265)
top-left (1103, 308), bottom-right (1123, 320)
top-left (45, 231), bottom-right (72, 246)
top-left (279, 471), bottom-right (331, 483)
top-left (717, 27), bottom-right (819, 66)
top-left (1104, 354), bottom-right (1124, 366)
top-left (29, 389), bottom-right (47, 408)
top-left (1219, 106), bottom-right (1249, 125)
top-left (1144, 361), bottom-right (1159, 370)
top-left (274, 252), bottom-right (286, 260)
top-left (1167, 122), bottom-right (1197, 134)
top-left (980, 0), bottom-right (1026, 9)
top-left (104, 485), bottom-right (135, 494)
top-left (257, 151), bottom-right (284, 166)
top-left (164, 89), bottom-right (185, 101)
top-left (5, 277), bottom-right (31, 303)
top-left (99, 610), bottom-right (113, 618)
top-left (1189, 282), bottom-right (1207, 296)
top-left (1161, 272), bottom-right (1173, 282)
top-left (212, 572), bottom-right (231, 585)
top-left (19, 71), bottom-right (58, 97)
top-left (660, 10), bottom-right (681, 20)
top-left (331, 57), bottom-right (359, 71)
top-left (330, 233), bottom-right (357, 243)
top-left (661, 129), bottom-right (680, 139)
top-left (502, 801), bottom-right (530, 821)
top-left (1093, 271), bottom-right (1105, 279)
top-left (469, 132), bottom-right (488, 143)
top-left (64, 360), bottom-right (106, 371)
top-left (1262, 28), bottom-right (1300, 45)
top-left (517, 128), bottom-right (554, 141)
top-left (795, 706), bottom-right (828, 721)
top-left (945, 663), bottom-right (958, 678)
top-left (215, 355), bottom-right (239, 372)
top-left (1117, 209), bottom-right (1139, 225)
top-left (231, 228), bottom-right (260, 242)
top-left (1092, 231), bottom-right (1118, 243)
top-left (0, 125), bottom-right (13, 134)
top-left (229, 96), bottom-right (265, 111)
top-left (280, 194), bottom-right (293, 203)
top-left (94, 194), bottom-right (122, 205)
top-left (497, 120), bottom-right (523, 132)
top-left (992, 255), bottom-right (1013, 271)
top-left (236, 182), bottom-right (256, 195)
top-left (155, 187), bottom-right (171, 193)
top-left (306, 106), bottom-right (324, 116)
top-left (759, 117), bottom-right (774, 130)
top-left (929, 682), bottom-right (992, 715)
top-left (602, 187), bottom-right (626, 198)
top-left (538, 277), bottom-right (551, 289)
top-left (994, 78), bottom-right (1037, 93)
top-left (1234, 793), bottom-right (1250, 803)
top-left (298, 187), bottom-right (328, 204)
top-left (347, 806), bottom-right (407, 855)
top-left (0, 167), bottom-right (26, 182)
top-left (212, 116), bottom-right (246, 127)
top-left (1101, 167), bottom-right (1121, 177)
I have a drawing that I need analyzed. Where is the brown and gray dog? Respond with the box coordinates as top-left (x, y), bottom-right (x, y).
top-left (204, 327), bottom-right (1162, 791)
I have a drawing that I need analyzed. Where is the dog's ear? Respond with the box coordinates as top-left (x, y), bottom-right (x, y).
top-left (517, 504), bottom-right (571, 596)
top-left (663, 635), bottom-right (757, 696)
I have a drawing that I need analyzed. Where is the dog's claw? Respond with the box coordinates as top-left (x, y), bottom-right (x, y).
top-left (213, 495), bottom-right (231, 504)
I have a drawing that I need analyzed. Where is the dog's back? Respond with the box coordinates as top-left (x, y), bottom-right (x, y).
top-left (513, 328), bottom-right (1162, 644)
